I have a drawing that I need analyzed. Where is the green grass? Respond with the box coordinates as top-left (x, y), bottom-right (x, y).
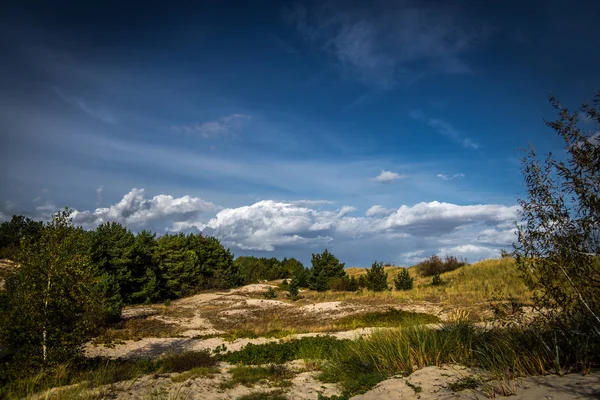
top-left (334, 308), bottom-right (440, 329)
top-left (221, 329), bottom-right (300, 342)
top-left (220, 364), bottom-right (293, 388)
top-left (319, 321), bottom-right (577, 397)
top-left (0, 350), bottom-right (217, 399)
top-left (223, 336), bottom-right (350, 365)
top-left (446, 376), bottom-right (480, 392)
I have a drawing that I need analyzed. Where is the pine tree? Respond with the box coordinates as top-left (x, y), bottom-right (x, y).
top-left (394, 269), bottom-right (414, 290)
top-left (366, 261), bottom-right (388, 291)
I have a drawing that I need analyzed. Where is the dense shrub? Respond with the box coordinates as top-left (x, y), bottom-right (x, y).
top-left (309, 249), bottom-right (345, 290)
top-left (415, 255), bottom-right (466, 277)
top-left (331, 276), bottom-right (359, 292)
top-left (394, 269), bottom-right (413, 290)
top-left (366, 261), bottom-right (388, 291)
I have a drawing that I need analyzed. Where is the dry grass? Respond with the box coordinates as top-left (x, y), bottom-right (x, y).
top-left (312, 258), bottom-right (531, 320)
top-left (93, 317), bottom-right (185, 345)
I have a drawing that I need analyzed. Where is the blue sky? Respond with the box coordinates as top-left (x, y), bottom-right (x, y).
top-left (1, 0), bottom-right (599, 266)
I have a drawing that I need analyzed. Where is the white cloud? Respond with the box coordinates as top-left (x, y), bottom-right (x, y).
top-left (71, 188), bottom-right (217, 229)
top-left (287, 1), bottom-right (491, 89)
top-left (374, 170), bottom-right (405, 183)
top-left (438, 244), bottom-right (499, 260)
top-left (366, 205), bottom-right (394, 217)
top-left (400, 249), bottom-right (426, 264)
top-left (437, 173), bottom-right (465, 180)
top-left (172, 114), bottom-right (251, 139)
top-left (62, 188), bottom-right (519, 264)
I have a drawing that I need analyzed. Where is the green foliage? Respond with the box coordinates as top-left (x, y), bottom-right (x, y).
top-left (0, 209), bottom-right (105, 366)
top-left (331, 276), bottom-right (359, 292)
top-left (224, 336), bottom-right (350, 365)
top-left (314, 270), bottom-right (330, 292)
top-left (159, 350), bottom-right (216, 373)
top-left (235, 256), bottom-right (299, 284)
top-left (447, 376), bottom-right (479, 392)
top-left (287, 276), bottom-right (300, 300)
top-left (366, 261), bottom-right (388, 291)
top-left (263, 287), bottom-right (277, 299)
top-left (515, 93), bottom-right (600, 359)
top-left (415, 255), bottom-right (467, 277)
top-left (309, 249), bottom-right (345, 290)
top-left (394, 269), bottom-right (413, 290)
top-left (431, 274), bottom-right (442, 286)
top-left (0, 215), bottom-right (42, 259)
top-left (335, 308), bottom-right (440, 329)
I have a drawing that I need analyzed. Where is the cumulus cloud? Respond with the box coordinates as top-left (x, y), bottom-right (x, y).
top-left (438, 244), bottom-right (499, 259)
top-left (190, 199), bottom-right (518, 253)
top-left (373, 170), bottom-right (405, 183)
top-left (63, 188), bottom-right (519, 264)
top-left (366, 205), bottom-right (395, 217)
top-left (287, 1), bottom-right (491, 89)
top-left (437, 173), bottom-right (465, 180)
top-left (71, 188), bottom-right (217, 229)
top-left (200, 200), bottom-right (343, 251)
top-left (172, 114), bottom-right (251, 139)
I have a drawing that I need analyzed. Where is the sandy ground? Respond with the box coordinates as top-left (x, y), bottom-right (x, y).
top-left (353, 365), bottom-right (600, 400)
top-left (79, 284), bottom-right (600, 400)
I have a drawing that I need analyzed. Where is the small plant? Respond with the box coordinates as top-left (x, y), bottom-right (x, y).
top-left (159, 350), bottom-right (216, 373)
top-left (263, 287), bottom-right (277, 299)
top-left (432, 274), bottom-right (442, 286)
top-left (222, 364), bottom-right (293, 388)
top-left (281, 279), bottom-right (288, 286)
top-left (447, 376), bottom-right (479, 392)
top-left (164, 299), bottom-right (172, 307)
top-left (394, 269), bottom-right (413, 290)
top-left (405, 380), bottom-right (422, 393)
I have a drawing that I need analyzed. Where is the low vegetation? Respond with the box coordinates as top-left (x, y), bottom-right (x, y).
top-left (221, 364), bottom-right (293, 388)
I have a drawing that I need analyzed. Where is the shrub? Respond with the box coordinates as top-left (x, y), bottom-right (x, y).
top-left (287, 277), bottom-right (299, 301)
top-left (366, 261), bottom-right (388, 291)
top-left (431, 274), bottom-right (442, 286)
top-left (159, 350), bottom-right (216, 373)
top-left (330, 276), bottom-right (359, 292)
top-left (415, 255), bottom-right (466, 277)
top-left (263, 287), bottom-right (277, 299)
top-left (394, 269), bottom-right (413, 290)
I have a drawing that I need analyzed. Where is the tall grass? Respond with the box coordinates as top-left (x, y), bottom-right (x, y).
top-left (0, 351), bottom-right (216, 399)
top-left (321, 320), bottom-right (590, 396)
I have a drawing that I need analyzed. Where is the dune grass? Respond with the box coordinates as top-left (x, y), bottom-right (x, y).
top-left (220, 364), bottom-right (293, 389)
top-left (334, 308), bottom-right (440, 330)
top-left (0, 350), bottom-right (217, 399)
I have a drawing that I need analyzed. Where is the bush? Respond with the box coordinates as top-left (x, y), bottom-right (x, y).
top-left (330, 276), bottom-right (359, 292)
top-left (366, 261), bottom-right (388, 291)
top-left (415, 255), bottom-right (466, 277)
top-left (394, 269), bottom-right (413, 290)
top-left (287, 277), bottom-right (299, 301)
top-left (159, 350), bottom-right (216, 373)
top-left (431, 274), bottom-right (442, 286)
top-left (263, 287), bottom-right (277, 299)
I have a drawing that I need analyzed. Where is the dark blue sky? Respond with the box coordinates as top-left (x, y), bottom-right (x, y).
top-left (1, 0), bottom-right (598, 266)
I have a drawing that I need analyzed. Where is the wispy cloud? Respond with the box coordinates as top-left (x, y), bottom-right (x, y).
top-left (373, 170), bottom-right (405, 183)
top-left (427, 118), bottom-right (480, 149)
top-left (172, 114), bottom-right (251, 139)
top-left (53, 87), bottom-right (118, 124)
top-left (437, 173), bottom-right (465, 180)
top-left (410, 110), bottom-right (480, 149)
top-left (287, 1), bottom-right (492, 90)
